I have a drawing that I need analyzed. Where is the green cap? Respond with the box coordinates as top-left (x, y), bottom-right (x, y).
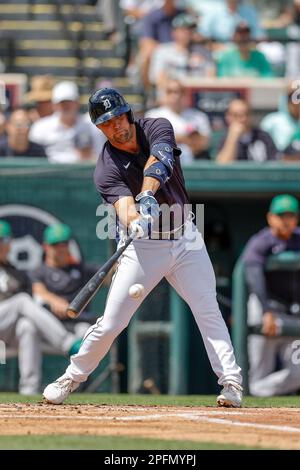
top-left (0, 220), bottom-right (12, 240)
top-left (269, 194), bottom-right (299, 215)
top-left (43, 223), bottom-right (72, 245)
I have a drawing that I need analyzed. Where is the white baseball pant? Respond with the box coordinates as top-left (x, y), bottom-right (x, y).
top-left (66, 223), bottom-right (242, 386)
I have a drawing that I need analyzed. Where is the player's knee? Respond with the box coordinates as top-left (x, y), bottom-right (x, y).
top-left (191, 292), bottom-right (219, 313)
top-left (16, 317), bottom-right (37, 338)
top-left (14, 292), bottom-right (33, 307)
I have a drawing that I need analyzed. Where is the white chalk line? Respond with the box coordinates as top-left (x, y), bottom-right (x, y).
top-left (1, 410), bottom-right (300, 434)
top-left (177, 413), bottom-right (300, 434)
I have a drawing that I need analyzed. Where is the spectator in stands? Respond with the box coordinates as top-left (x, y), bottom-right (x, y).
top-left (149, 13), bottom-right (215, 88)
top-left (216, 99), bottom-right (279, 164)
top-left (283, 130), bottom-right (300, 161)
top-left (0, 28), bottom-right (15, 72)
top-left (216, 21), bottom-right (274, 78)
top-left (146, 79), bottom-right (211, 163)
top-left (199, 0), bottom-right (265, 42)
top-left (120, 0), bottom-right (164, 81)
top-left (273, 0), bottom-right (300, 28)
top-left (261, 84), bottom-right (300, 152)
top-left (243, 194), bottom-right (300, 396)
top-left (29, 81), bottom-right (94, 163)
top-left (30, 223), bottom-right (98, 330)
top-left (0, 110), bottom-right (6, 147)
top-left (120, 0), bottom-right (164, 33)
top-left (0, 220), bottom-right (81, 395)
top-left (95, 0), bottom-right (120, 40)
top-left (24, 75), bottom-right (55, 122)
top-left (139, 0), bottom-right (186, 90)
top-left (0, 108), bottom-right (46, 158)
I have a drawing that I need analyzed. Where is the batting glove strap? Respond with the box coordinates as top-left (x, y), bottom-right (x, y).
top-left (135, 191), bottom-right (160, 221)
top-left (129, 217), bottom-right (150, 239)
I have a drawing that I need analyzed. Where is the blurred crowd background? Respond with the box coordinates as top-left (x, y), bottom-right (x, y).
top-left (1, 0), bottom-right (300, 164)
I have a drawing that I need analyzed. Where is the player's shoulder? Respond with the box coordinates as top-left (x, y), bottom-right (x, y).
top-left (293, 227), bottom-right (300, 238)
top-left (28, 262), bottom-right (47, 281)
top-left (95, 140), bottom-right (117, 166)
top-left (246, 227), bottom-right (273, 248)
top-left (93, 141), bottom-right (121, 186)
top-left (136, 116), bottom-right (173, 132)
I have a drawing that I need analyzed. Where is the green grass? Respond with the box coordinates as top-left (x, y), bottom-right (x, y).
top-left (0, 435), bottom-right (265, 450)
top-left (0, 392), bottom-right (299, 408)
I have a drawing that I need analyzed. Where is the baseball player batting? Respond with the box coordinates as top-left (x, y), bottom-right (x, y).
top-left (43, 88), bottom-right (243, 407)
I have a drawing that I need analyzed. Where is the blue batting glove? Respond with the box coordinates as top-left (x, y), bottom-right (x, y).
top-left (136, 190), bottom-right (160, 221)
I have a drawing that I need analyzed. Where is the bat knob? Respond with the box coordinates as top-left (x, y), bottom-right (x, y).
top-left (66, 308), bottom-right (78, 319)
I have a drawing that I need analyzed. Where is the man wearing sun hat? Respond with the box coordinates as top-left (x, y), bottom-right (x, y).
top-left (0, 220), bottom-right (82, 395)
top-left (24, 75), bottom-right (55, 120)
top-left (243, 194), bottom-right (300, 396)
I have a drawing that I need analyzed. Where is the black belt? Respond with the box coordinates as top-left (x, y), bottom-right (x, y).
top-left (149, 224), bottom-right (186, 240)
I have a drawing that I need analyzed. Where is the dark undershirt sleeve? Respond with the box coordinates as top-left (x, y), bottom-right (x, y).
top-left (245, 264), bottom-right (269, 312)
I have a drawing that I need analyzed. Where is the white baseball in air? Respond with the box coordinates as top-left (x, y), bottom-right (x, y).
top-left (129, 283), bottom-right (145, 298)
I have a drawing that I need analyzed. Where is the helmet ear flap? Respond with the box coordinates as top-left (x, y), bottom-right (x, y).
top-left (127, 110), bottom-right (134, 124)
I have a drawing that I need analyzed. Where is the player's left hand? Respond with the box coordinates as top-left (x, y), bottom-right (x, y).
top-left (136, 191), bottom-right (160, 221)
top-left (130, 217), bottom-right (150, 239)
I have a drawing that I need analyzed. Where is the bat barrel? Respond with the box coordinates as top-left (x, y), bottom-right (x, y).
top-left (66, 233), bottom-right (135, 318)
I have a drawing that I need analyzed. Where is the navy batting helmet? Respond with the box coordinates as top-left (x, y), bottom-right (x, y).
top-left (88, 88), bottom-right (133, 125)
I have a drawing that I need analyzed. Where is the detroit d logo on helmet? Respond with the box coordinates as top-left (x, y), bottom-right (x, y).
top-left (103, 99), bottom-right (112, 110)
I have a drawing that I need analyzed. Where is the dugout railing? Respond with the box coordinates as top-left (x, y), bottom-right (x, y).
top-left (232, 251), bottom-right (300, 394)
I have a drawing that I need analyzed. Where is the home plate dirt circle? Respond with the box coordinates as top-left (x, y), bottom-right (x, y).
top-left (0, 404), bottom-right (300, 449)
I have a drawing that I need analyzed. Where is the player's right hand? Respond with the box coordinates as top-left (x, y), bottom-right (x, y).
top-left (129, 217), bottom-right (150, 239)
top-left (50, 297), bottom-right (70, 319)
top-left (262, 311), bottom-right (278, 337)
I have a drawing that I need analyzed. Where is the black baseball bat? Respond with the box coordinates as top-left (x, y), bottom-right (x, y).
top-left (67, 234), bottom-right (135, 318)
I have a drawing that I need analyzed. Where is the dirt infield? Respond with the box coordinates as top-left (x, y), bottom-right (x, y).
top-left (0, 403), bottom-right (300, 449)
